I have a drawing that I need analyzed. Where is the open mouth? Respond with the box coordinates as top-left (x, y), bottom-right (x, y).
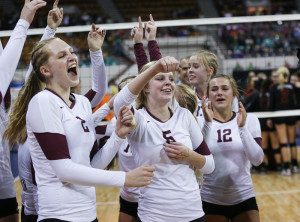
top-left (216, 98), bottom-right (225, 102)
top-left (68, 66), bottom-right (78, 76)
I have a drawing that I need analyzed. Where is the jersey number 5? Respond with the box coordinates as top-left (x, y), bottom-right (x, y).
top-left (162, 130), bottom-right (176, 144)
top-left (217, 129), bottom-right (232, 143)
top-left (76, 116), bottom-right (90, 132)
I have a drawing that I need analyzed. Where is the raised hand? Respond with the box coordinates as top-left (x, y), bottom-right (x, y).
top-left (125, 165), bottom-right (155, 187)
top-left (153, 56), bottom-right (179, 73)
top-left (164, 142), bottom-right (191, 162)
top-left (202, 96), bottom-right (213, 122)
top-left (88, 23), bottom-right (106, 52)
top-left (47, 0), bottom-right (63, 30)
top-left (20, 0), bottom-right (47, 24)
top-left (237, 102), bottom-right (247, 127)
top-left (144, 14), bottom-right (157, 42)
top-left (130, 16), bottom-right (143, 44)
top-left (115, 105), bottom-right (136, 138)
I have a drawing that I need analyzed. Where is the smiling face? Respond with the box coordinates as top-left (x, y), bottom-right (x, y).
top-left (188, 55), bottom-right (212, 88)
top-left (41, 39), bottom-right (79, 90)
top-left (144, 72), bottom-right (175, 106)
top-left (208, 77), bottom-right (235, 112)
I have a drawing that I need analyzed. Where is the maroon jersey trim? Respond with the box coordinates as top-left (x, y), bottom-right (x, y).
top-left (213, 112), bottom-right (236, 123)
top-left (95, 125), bottom-right (107, 135)
top-left (84, 89), bottom-right (96, 103)
top-left (0, 91), bottom-right (2, 105)
top-left (30, 161), bottom-right (36, 186)
top-left (34, 132), bottom-right (71, 160)
top-left (145, 107), bottom-right (173, 123)
top-left (254, 137), bottom-right (262, 147)
top-left (90, 140), bottom-right (98, 161)
top-left (45, 88), bottom-right (76, 109)
top-left (194, 139), bottom-right (211, 155)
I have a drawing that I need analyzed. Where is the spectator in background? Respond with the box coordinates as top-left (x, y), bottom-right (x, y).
top-left (177, 56), bottom-right (192, 87)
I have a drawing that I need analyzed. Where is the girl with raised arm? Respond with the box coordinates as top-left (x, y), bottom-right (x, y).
top-left (114, 57), bottom-right (214, 222)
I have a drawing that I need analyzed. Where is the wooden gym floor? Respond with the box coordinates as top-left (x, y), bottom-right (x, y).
top-left (15, 165), bottom-right (300, 222)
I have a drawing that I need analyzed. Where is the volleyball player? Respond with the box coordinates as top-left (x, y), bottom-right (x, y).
top-left (0, 1), bottom-right (46, 221)
top-left (10, 35), bottom-right (155, 221)
top-left (201, 74), bottom-right (263, 222)
top-left (188, 50), bottom-right (239, 129)
top-left (257, 77), bottom-right (282, 173)
top-left (267, 66), bottom-right (298, 175)
top-left (3, 1), bottom-right (113, 220)
top-left (114, 57), bottom-right (215, 222)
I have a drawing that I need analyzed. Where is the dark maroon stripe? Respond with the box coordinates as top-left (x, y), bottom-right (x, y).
top-left (45, 88), bottom-right (76, 109)
top-left (145, 107), bottom-right (173, 123)
top-left (34, 132), bottom-right (71, 160)
top-left (213, 112), bottom-right (236, 123)
top-left (90, 140), bottom-right (99, 161)
top-left (255, 137), bottom-right (262, 147)
top-left (95, 125), bottom-right (107, 135)
top-left (195, 139), bottom-right (211, 155)
top-left (30, 161), bottom-right (36, 186)
top-left (4, 88), bottom-right (11, 110)
top-left (130, 106), bottom-right (135, 115)
top-left (84, 89), bottom-right (96, 103)
top-left (0, 91), bottom-right (2, 105)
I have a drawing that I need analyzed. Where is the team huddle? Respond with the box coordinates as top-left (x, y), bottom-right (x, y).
top-left (1, 1), bottom-right (269, 222)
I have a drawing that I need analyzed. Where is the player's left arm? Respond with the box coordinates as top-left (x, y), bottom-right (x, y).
top-left (238, 102), bottom-right (264, 166)
top-left (91, 106), bottom-right (135, 169)
top-left (85, 23), bottom-right (107, 108)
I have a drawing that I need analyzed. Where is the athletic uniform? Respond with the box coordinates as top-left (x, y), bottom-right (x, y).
top-left (269, 83), bottom-right (297, 125)
top-left (19, 25), bottom-right (109, 221)
top-left (201, 113), bottom-right (264, 219)
top-left (194, 93), bottom-right (239, 129)
top-left (0, 19), bottom-right (30, 218)
top-left (114, 85), bottom-right (215, 222)
top-left (26, 89), bottom-right (126, 221)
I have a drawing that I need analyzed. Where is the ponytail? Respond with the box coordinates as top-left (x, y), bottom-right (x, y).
top-left (277, 66), bottom-right (290, 91)
top-left (3, 37), bottom-right (56, 148)
top-left (3, 71), bottom-right (45, 147)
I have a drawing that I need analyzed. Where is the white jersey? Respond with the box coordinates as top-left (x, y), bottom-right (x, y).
top-left (114, 86), bottom-right (212, 222)
top-left (118, 139), bottom-right (140, 203)
top-left (26, 89), bottom-right (125, 221)
top-left (18, 140), bottom-right (38, 215)
top-left (201, 113), bottom-right (263, 205)
top-left (20, 23), bottom-right (109, 216)
top-left (194, 93), bottom-right (239, 129)
top-left (0, 19), bottom-right (30, 200)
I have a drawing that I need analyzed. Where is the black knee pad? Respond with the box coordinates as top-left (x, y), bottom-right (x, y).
top-left (273, 147), bottom-right (281, 154)
top-left (280, 143), bottom-right (289, 148)
top-left (289, 143), bottom-right (296, 147)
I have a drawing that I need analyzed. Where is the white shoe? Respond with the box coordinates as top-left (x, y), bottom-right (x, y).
top-left (293, 166), bottom-right (299, 174)
top-left (282, 168), bottom-right (292, 176)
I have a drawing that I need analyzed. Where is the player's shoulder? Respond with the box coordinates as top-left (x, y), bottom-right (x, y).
top-left (246, 113), bottom-right (259, 123)
top-left (29, 90), bottom-right (55, 107)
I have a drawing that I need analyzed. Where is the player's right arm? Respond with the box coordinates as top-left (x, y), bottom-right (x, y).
top-left (0, 0), bottom-right (46, 104)
top-left (26, 94), bottom-right (153, 187)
